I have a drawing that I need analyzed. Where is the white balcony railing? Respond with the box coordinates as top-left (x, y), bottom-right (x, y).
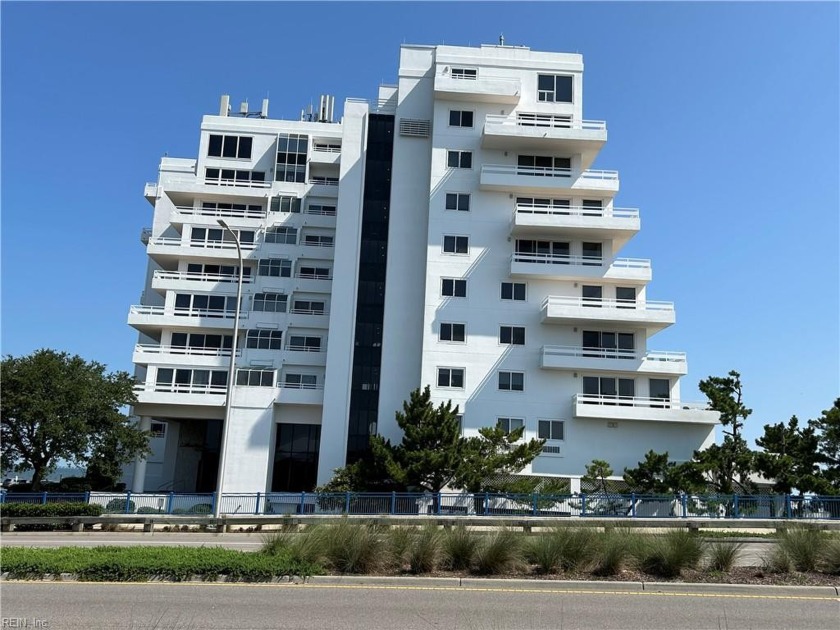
top-left (173, 205), bottom-right (266, 219)
top-left (286, 345), bottom-right (326, 353)
top-left (486, 114), bottom-right (607, 131)
top-left (512, 253), bottom-right (651, 270)
top-left (312, 144), bottom-right (341, 154)
top-left (295, 272), bottom-right (332, 280)
top-left (148, 237), bottom-right (258, 252)
top-left (134, 383), bottom-right (227, 396)
top-left (152, 270), bottom-right (255, 284)
top-left (542, 345), bottom-right (686, 364)
top-left (134, 344), bottom-right (237, 358)
top-left (483, 164), bottom-right (619, 181)
top-left (574, 394), bottom-right (709, 411)
top-left (515, 204), bottom-right (639, 220)
top-left (281, 382), bottom-right (324, 390)
top-left (289, 308), bottom-right (328, 316)
top-left (204, 177), bottom-right (271, 189)
top-left (128, 305), bottom-right (247, 321)
top-left (542, 296), bottom-right (674, 312)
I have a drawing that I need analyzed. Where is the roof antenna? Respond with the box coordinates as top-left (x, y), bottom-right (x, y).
top-left (499, 33), bottom-right (505, 46)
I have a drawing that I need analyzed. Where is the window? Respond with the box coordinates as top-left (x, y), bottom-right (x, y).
top-left (498, 371), bottom-right (524, 392)
top-left (538, 420), bottom-right (565, 441)
top-left (616, 287), bottom-right (637, 308)
top-left (649, 379), bottom-right (671, 402)
top-left (287, 335), bottom-right (322, 352)
top-left (253, 293), bottom-right (287, 313)
top-left (155, 368), bottom-right (226, 392)
top-left (205, 168), bottom-right (265, 186)
top-left (516, 197), bottom-right (570, 214)
top-left (284, 373), bottom-right (317, 389)
top-left (583, 376), bottom-right (635, 404)
top-left (516, 239), bottom-right (570, 263)
top-left (292, 300), bottom-right (325, 315)
top-left (499, 326), bottom-right (525, 345)
top-left (445, 193), bottom-right (470, 212)
top-left (582, 242), bottom-right (603, 266)
top-left (186, 263), bottom-right (251, 280)
top-left (447, 150), bottom-right (472, 169)
top-left (307, 203), bottom-right (336, 216)
top-left (246, 329), bottom-right (282, 350)
top-left (200, 201), bottom-right (263, 215)
top-left (582, 285), bottom-right (602, 306)
top-left (582, 331), bottom-right (635, 358)
top-left (441, 278), bottom-right (467, 297)
top-left (236, 369), bottom-right (275, 387)
top-left (449, 110), bottom-right (474, 128)
top-left (173, 293), bottom-right (237, 317)
top-left (443, 235), bottom-right (469, 254)
top-left (497, 417), bottom-right (524, 435)
top-left (276, 133), bottom-right (308, 183)
top-left (303, 235), bottom-right (334, 247)
top-left (582, 199), bottom-right (603, 216)
top-left (270, 196), bottom-right (302, 213)
top-left (517, 155), bottom-right (571, 177)
top-left (191, 227), bottom-right (255, 246)
top-left (437, 367), bottom-right (465, 389)
top-left (439, 323), bottom-right (466, 342)
top-left (501, 282), bottom-right (526, 301)
top-left (258, 259), bottom-right (292, 278)
top-left (265, 226), bottom-right (297, 244)
top-left (171, 333), bottom-right (232, 351)
top-left (208, 134), bottom-right (253, 159)
top-left (537, 74), bottom-right (573, 103)
top-left (298, 265), bottom-right (331, 279)
top-left (451, 67), bottom-right (477, 80)
top-left (149, 422), bottom-right (166, 438)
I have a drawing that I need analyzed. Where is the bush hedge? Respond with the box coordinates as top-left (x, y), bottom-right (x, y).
top-left (0, 502), bottom-right (103, 517)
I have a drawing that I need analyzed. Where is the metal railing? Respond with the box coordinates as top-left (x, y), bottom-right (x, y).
top-left (134, 344), bottom-right (238, 358)
top-left (153, 270), bottom-right (255, 284)
top-left (204, 177), bottom-right (271, 189)
top-left (574, 394), bottom-right (709, 411)
top-left (3, 491), bottom-right (839, 520)
top-left (512, 253), bottom-right (651, 270)
top-left (128, 305), bottom-right (249, 321)
top-left (173, 205), bottom-right (266, 219)
top-left (482, 164), bottom-right (619, 181)
top-left (542, 296), bottom-right (674, 311)
top-left (515, 204), bottom-right (639, 219)
top-left (132, 383), bottom-right (228, 396)
top-left (542, 345), bottom-right (687, 364)
top-left (486, 113), bottom-right (607, 131)
top-left (148, 237), bottom-right (258, 252)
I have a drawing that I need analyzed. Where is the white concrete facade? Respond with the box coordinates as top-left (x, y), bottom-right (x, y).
top-left (128, 43), bottom-right (718, 494)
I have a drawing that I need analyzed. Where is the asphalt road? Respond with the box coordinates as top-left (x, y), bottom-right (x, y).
top-left (0, 532), bottom-right (773, 566)
top-left (2, 581), bottom-right (838, 630)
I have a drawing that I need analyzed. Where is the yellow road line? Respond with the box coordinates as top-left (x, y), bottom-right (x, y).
top-left (3, 580), bottom-right (838, 601)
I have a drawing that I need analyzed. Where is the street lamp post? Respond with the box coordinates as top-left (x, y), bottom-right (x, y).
top-left (213, 219), bottom-right (244, 519)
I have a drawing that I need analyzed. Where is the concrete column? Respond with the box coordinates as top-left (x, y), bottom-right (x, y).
top-left (131, 416), bottom-right (153, 493)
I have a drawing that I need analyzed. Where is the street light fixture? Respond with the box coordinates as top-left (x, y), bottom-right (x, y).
top-left (213, 219), bottom-right (244, 519)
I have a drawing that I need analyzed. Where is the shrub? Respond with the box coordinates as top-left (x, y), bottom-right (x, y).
top-left (187, 503), bottom-right (212, 515)
top-left (473, 529), bottom-right (522, 575)
top-left (408, 526), bottom-right (442, 574)
top-left (705, 541), bottom-right (743, 573)
top-left (320, 522), bottom-right (382, 574)
top-left (385, 526), bottom-right (414, 571)
top-left (0, 502), bottom-right (102, 517)
top-left (777, 527), bottom-right (825, 573)
top-left (819, 537), bottom-right (840, 574)
top-left (105, 498), bottom-right (136, 514)
top-left (591, 530), bottom-right (633, 577)
top-left (525, 532), bottom-right (564, 574)
top-left (136, 507), bottom-right (164, 515)
top-left (441, 526), bottom-right (479, 572)
top-left (763, 546), bottom-right (792, 574)
top-left (632, 530), bottom-right (704, 578)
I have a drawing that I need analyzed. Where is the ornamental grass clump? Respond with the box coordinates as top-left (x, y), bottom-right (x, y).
top-left (774, 527), bottom-right (825, 572)
top-left (632, 530), bottom-right (704, 578)
top-left (441, 526), bottom-right (479, 572)
top-left (407, 525), bottom-right (443, 574)
top-left (473, 529), bottom-right (522, 575)
top-left (705, 541), bottom-right (744, 573)
top-left (591, 529), bottom-right (636, 577)
top-left (524, 528), bottom-right (598, 574)
top-left (320, 521), bottom-right (383, 574)
top-left (819, 537), bottom-right (840, 574)
top-left (384, 526), bottom-right (414, 571)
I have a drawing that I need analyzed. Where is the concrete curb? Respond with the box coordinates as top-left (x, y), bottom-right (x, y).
top-left (306, 575), bottom-right (461, 587)
top-left (642, 581), bottom-right (839, 597)
top-left (459, 578), bottom-right (643, 592)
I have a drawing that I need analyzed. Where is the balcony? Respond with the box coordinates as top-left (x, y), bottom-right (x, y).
top-left (307, 176), bottom-right (339, 198)
top-left (511, 254), bottom-right (652, 283)
top-left (133, 382), bottom-right (226, 407)
top-left (151, 270), bottom-right (253, 295)
top-left (434, 71), bottom-right (521, 104)
top-left (127, 305), bottom-right (247, 333)
top-left (573, 394), bottom-right (720, 425)
top-left (146, 237), bottom-right (259, 264)
top-left (511, 203), bottom-right (639, 245)
top-left (159, 176), bottom-right (270, 199)
top-left (483, 114), bottom-right (606, 169)
top-left (132, 344), bottom-right (235, 367)
top-left (283, 346), bottom-right (328, 367)
top-left (310, 144), bottom-right (341, 165)
top-left (276, 384), bottom-right (324, 406)
top-left (541, 296), bottom-right (674, 332)
top-left (140, 227), bottom-right (152, 245)
top-left (480, 164), bottom-right (619, 196)
top-left (170, 205), bottom-right (266, 228)
top-left (540, 346), bottom-right (688, 376)
top-left (144, 182), bottom-right (159, 205)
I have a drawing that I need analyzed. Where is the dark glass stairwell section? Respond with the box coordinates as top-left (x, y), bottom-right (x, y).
top-left (346, 114), bottom-right (394, 463)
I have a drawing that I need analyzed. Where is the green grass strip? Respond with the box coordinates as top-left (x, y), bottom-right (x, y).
top-left (1, 546), bottom-right (323, 582)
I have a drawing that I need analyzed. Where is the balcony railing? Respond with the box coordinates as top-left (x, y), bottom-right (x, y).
top-left (290, 308), bottom-right (328, 316)
top-left (542, 296), bottom-right (674, 312)
top-left (486, 114), bottom-right (607, 131)
top-left (134, 344), bottom-right (237, 358)
top-left (295, 272), bottom-right (332, 280)
top-left (483, 164), bottom-right (619, 181)
top-left (574, 394), bottom-right (709, 411)
top-left (515, 204), bottom-right (638, 219)
top-left (204, 177), bottom-right (271, 189)
top-left (133, 383), bottom-right (227, 396)
top-left (308, 176), bottom-right (339, 186)
top-left (140, 227), bottom-right (152, 245)
top-left (312, 144), bottom-right (341, 153)
top-left (152, 270), bottom-right (255, 284)
top-left (512, 253), bottom-right (651, 270)
top-left (128, 305), bottom-right (248, 321)
top-left (542, 345), bottom-right (686, 364)
top-left (286, 345), bottom-right (326, 353)
top-left (281, 382), bottom-right (324, 390)
top-left (148, 237), bottom-right (258, 252)
top-left (173, 205), bottom-right (266, 219)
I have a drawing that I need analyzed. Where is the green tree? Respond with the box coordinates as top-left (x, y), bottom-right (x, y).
top-left (1, 349), bottom-right (149, 490)
top-left (695, 370), bottom-right (755, 494)
top-left (623, 450), bottom-right (707, 495)
top-left (582, 459), bottom-right (614, 494)
top-left (812, 399), bottom-right (840, 493)
top-left (453, 425), bottom-right (545, 493)
top-left (754, 416), bottom-right (828, 495)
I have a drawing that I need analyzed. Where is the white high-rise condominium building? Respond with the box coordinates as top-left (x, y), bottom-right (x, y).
top-left (126, 42), bottom-right (719, 495)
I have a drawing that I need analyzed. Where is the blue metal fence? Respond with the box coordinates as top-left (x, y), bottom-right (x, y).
top-left (1, 490), bottom-right (838, 519)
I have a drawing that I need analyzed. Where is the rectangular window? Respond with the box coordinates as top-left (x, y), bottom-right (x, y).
top-left (173, 293), bottom-right (237, 317)
top-left (288, 335), bottom-right (322, 352)
top-left (449, 110), bottom-right (474, 128)
top-left (446, 150), bottom-right (472, 169)
top-left (582, 331), bottom-right (635, 358)
top-left (156, 368), bottom-right (226, 391)
top-left (236, 369), bottom-right (275, 387)
top-left (443, 235), bottom-right (469, 254)
top-left (298, 265), bottom-right (331, 279)
top-left (258, 259), bottom-right (292, 278)
top-left (306, 203), bottom-right (336, 216)
top-left (265, 226), bottom-right (298, 244)
top-left (445, 193), bottom-right (470, 212)
top-left (439, 323), bottom-right (466, 343)
top-left (253, 292), bottom-right (287, 312)
top-left (501, 282), bottom-right (526, 301)
top-left (171, 333), bottom-right (232, 350)
top-left (582, 199), bottom-right (603, 216)
top-left (200, 201), bottom-right (263, 216)
top-left (451, 67), bottom-right (477, 80)
top-left (208, 134), bottom-right (253, 159)
top-left (270, 196), bottom-right (302, 214)
top-left (517, 155), bottom-right (571, 177)
top-left (583, 376), bottom-right (635, 405)
top-left (284, 373), bottom-right (317, 389)
top-left (276, 133), bottom-right (308, 183)
top-left (616, 287), bottom-right (637, 308)
top-left (497, 417), bottom-right (524, 435)
top-left (516, 239), bottom-right (570, 263)
top-left (649, 379), bottom-right (671, 401)
top-left (582, 285), bottom-right (602, 306)
top-left (303, 234), bottom-right (334, 247)
top-left (205, 168), bottom-right (265, 186)
top-left (186, 263), bottom-right (251, 280)
top-left (292, 300), bottom-right (326, 315)
top-left (191, 227), bottom-right (255, 247)
top-left (537, 75), bottom-right (573, 103)
top-left (441, 278), bottom-right (467, 297)
top-left (437, 367), bottom-right (465, 389)
top-left (149, 422), bottom-right (167, 438)
top-left (499, 326), bottom-right (525, 345)
top-left (498, 371), bottom-right (524, 392)
top-left (246, 329), bottom-right (282, 350)
top-left (538, 420), bottom-right (565, 441)
top-left (582, 242), bottom-right (603, 266)
top-left (516, 197), bottom-right (571, 214)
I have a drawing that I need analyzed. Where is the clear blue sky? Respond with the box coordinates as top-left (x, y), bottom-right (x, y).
top-left (2, 2), bottom-right (838, 447)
